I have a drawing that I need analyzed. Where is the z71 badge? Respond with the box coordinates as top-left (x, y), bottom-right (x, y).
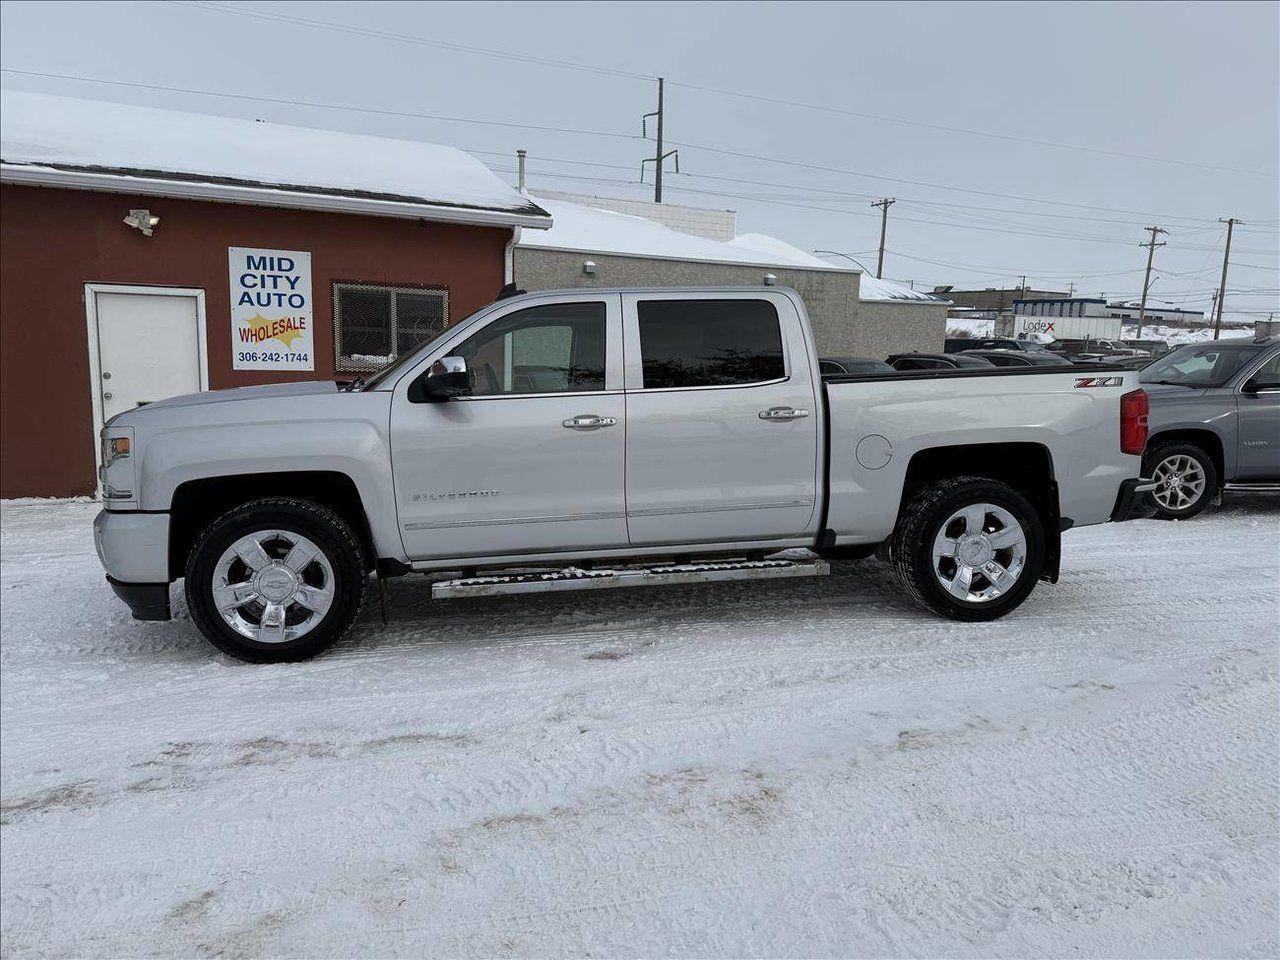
top-left (1074, 376), bottom-right (1124, 388)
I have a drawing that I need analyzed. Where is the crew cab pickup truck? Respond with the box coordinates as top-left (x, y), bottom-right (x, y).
top-left (95, 287), bottom-right (1154, 662)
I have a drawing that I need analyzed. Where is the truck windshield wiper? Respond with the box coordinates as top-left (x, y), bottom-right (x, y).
top-left (1145, 379), bottom-right (1196, 387)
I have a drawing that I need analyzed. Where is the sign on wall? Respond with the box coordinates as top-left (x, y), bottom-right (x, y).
top-left (228, 247), bottom-right (314, 371)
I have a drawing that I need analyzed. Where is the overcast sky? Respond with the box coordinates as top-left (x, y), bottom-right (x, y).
top-left (2, 0), bottom-right (1276, 320)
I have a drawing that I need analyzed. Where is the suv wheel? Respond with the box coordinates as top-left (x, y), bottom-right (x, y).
top-left (1145, 441), bottom-right (1216, 520)
top-left (185, 498), bottom-right (367, 662)
top-left (891, 477), bottom-right (1045, 621)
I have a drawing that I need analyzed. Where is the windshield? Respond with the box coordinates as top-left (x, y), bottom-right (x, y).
top-left (1140, 341), bottom-right (1260, 387)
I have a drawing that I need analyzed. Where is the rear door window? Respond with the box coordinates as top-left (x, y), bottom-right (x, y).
top-left (636, 299), bottom-right (784, 389)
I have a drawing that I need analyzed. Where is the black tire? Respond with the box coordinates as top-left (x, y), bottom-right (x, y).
top-left (890, 476), bottom-right (1045, 622)
top-left (184, 497), bottom-right (367, 663)
top-left (1143, 440), bottom-right (1217, 520)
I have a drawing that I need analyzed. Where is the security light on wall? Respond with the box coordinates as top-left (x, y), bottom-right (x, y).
top-left (582, 260), bottom-right (597, 276)
top-left (123, 208), bottom-right (160, 237)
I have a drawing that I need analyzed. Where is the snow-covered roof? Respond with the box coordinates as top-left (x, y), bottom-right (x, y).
top-left (519, 197), bottom-right (851, 272)
top-left (858, 274), bottom-right (950, 303)
top-left (519, 197), bottom-right (947, 306)
top-left (0, 91), bottom-right (550, 229)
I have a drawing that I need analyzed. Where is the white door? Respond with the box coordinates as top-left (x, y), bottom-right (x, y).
top-left (88, 286), bottom-right (208, 428)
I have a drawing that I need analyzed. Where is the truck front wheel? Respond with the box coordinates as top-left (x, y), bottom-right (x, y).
top-left (184, 498), bottom-right (367, 662)
top-left (891, 477), bottom-right (1045, 621)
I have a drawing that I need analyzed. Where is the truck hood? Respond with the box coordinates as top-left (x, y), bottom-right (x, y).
top-left (108, 380), bottom-right (340, 423)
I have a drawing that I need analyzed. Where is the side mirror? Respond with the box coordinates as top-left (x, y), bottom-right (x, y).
top-left (411, 356), bottom-right (470, 402)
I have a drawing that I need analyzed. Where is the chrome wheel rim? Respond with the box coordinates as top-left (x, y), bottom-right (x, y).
top-left (932, 503), bottom-right (1027, 603)
top-left (212, 529), bottom-right (335, 643)
top-left (1152, 454), bottom-right (1206, 511)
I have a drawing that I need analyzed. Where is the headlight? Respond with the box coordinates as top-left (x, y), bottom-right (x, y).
top-left (99, 427), bottom-right (136, 502)
top-left (104, 437), bottom-right (131, 467)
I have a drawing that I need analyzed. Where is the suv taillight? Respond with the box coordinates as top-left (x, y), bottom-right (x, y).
top-left (1120, 388), bottom-right (1149, 455)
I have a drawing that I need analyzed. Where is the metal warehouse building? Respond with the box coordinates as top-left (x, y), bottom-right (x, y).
top-left (0, 92), bottom-right (551, 498)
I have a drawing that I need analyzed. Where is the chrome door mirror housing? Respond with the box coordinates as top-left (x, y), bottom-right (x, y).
top-left (411, 356), bottom-right (470, 402)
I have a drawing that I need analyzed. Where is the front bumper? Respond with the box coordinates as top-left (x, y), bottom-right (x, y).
top-left (94, 509), bottom-right (172, 621)
top-left (1109, 477), bottom-right (1158, 522)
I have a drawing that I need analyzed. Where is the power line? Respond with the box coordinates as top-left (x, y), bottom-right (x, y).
top-left (170, 0), bottom-right (1274, 178)
top-left (172, 0), bottom-right (651, 80)
top-left (666, 79), bottom-right (1273, 179)
top-left (0, 68), bottom-right (639, 142)
top-left (9, 66), bottom-right (1273, 235)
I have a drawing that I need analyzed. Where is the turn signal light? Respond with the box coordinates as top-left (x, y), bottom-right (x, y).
top-left (1120, 389), bottom-right (1149, 455)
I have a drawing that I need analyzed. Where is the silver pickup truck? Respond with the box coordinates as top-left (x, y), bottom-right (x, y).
top-left (94, 287), bottom-right (1154, 662)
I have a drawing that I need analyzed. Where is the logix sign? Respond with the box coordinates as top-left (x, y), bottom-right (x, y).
top-left (228, 247), bottom-right (315, 371)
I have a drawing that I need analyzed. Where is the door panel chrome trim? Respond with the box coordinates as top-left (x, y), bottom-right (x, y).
top-left (627, 498), bottom-right (814, 518)
top-left (404, 510), bottom-right (626, 531)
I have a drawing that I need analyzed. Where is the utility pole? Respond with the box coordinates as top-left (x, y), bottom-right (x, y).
top-left (641, 77), bottom-right (678, 203)
top-left (1066, 281), bottom-right (1076, 297)
top-left (871, 197), bottom-right (895, 278)
top-left (1212, 217), bottom-right (1241, 340)
top-left (1136, 225), bottom-right (1169, 339)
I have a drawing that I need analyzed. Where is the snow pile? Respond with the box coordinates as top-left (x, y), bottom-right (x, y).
top-left (2, 498), bottom-right (1276, 955)
top-left (1, 91), bottom-right (545, 219)
top-left (1121, 323), bottom-right (1255, 345)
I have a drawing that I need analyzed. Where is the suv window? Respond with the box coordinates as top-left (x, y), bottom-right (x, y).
top-left (453, 302), bottom-right (606, 396)
top-left (637, 299), bottom-right (784, 389)
top-left (1250, 351), bottom-right (1280, 389)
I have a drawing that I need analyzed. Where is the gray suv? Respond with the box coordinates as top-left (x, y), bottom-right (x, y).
top-left (1140, 337), bottom-right (1280, 518)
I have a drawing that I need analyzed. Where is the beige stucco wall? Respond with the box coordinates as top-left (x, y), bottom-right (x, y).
top-left (514, 247), bottom-right (945, 359)
top-left (854, 300), bottom-right (949, 358)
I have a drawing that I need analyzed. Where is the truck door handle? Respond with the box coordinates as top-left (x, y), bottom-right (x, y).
top-left (562, 414), bottom-right (618, 430)
top-left (759, 406), bottom-right (810, 421)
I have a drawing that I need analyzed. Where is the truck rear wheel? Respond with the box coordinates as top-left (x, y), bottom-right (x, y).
top-left (184, 498), bottom-right (367, 662)
top-left (891, 477), bottom-right (1044, 621)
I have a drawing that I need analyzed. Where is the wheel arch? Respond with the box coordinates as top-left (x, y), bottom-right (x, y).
top-left (169, 471), bottom-right (376, 580)
top-left (1145, 429), bottom-right (1226, 490)
top-left (898, 442), bottom-right (1061, 583)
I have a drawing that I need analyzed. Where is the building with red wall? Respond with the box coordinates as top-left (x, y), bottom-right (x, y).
top-left (0, 92), bottom-right (550, 497)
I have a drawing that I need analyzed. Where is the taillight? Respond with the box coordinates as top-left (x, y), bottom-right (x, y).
top-left (1120, 388), bottom-right (1149, 455)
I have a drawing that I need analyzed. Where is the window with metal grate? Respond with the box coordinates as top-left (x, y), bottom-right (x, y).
top-left (333, 282), bottom-right (448, 372)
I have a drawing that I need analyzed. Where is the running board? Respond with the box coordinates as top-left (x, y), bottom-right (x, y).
top-left (1224, 482), bottom-right (1280, 493)
top-left (430, 556), bottom-right (830, 599)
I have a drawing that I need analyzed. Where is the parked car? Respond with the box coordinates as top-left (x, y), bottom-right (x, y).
top-left (1047, 338), bottom-right (1139, 360)
top-left (819, 356), bottom-right (895, 376)
top-left (960, 350), bottom-right (1074, 368)
top-left (886, 352), bottom-right (994, 370)
top-left (1139, 337), bottom-right (1280, 518)
top-left (1122, 338), bottom-right (1170, 356)
top-left (1098, 354), bottom-right (1157, 370)
top-left (945, 337), bottom-right (1050, 353)
top-left (94, 286), bottom-right (1153, 661)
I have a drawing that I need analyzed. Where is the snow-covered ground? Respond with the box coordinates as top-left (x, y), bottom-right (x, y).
top-left (2, 499), bottom-right (1277, 958)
